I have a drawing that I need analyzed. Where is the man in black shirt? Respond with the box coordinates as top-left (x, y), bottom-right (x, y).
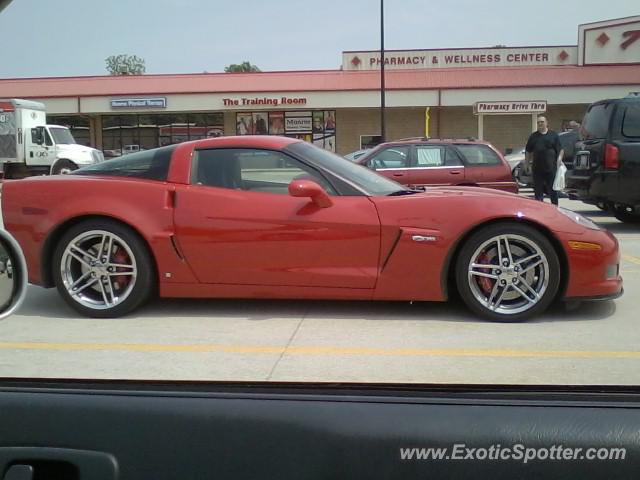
top-left (525, 115), bottom-right (564, 205)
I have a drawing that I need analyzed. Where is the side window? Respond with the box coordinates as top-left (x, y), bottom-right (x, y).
top-left (622, 104), bottom-right (640, 138)
top-left (366, 146), bottom-right (410, 169)
top-left (44, 129), bottom-right (53, 147)
top-left (414, 146), bottom-right (445, 167)
top-left (445, 147), bottom-right (464, 166)
top-left (581, 102), bottom-right (614, 140)
top-left (192, 148), bottom-right (335, 195)
top-left (455, 144), bottom-right (502, 166)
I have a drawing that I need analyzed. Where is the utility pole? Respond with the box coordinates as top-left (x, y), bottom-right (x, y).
top-left (380, 0), bottom-right (386, 143)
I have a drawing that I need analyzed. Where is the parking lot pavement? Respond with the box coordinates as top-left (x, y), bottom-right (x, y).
top-left (0, 194), bottom-right (638, 385)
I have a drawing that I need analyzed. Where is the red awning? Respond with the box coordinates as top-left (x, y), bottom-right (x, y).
top-left (0, 65), bottom-right (638, 98)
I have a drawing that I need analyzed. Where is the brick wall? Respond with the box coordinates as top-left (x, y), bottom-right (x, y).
top-left (484, 114), bottom-right (531, 154)
top-left (439, 107), bottom-right (478, 140)
top-left (220, 104), bottom-right (589, 157)
top-left (336, 107), bottom-right (425, 155)
top-left (438, 105), bottom-right (589, 155)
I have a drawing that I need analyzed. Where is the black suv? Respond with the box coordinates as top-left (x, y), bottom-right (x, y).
top-left (566, 95), bottom-right (640, 223)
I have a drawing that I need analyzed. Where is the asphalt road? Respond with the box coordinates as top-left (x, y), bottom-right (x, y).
top-left (0, 192), bottom-right (639, 385)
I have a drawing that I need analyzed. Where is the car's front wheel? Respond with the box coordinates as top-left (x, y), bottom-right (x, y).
top-left (53, 219), bottom-right (156, 318)
top-left (513, 164), bottom-right (530, 188)
top-left (51, 159), bottom-right (78, 175)
top-left (613, 208), bottom-right (640, 224)
top-left (455, 223), bottom-right (561, 322)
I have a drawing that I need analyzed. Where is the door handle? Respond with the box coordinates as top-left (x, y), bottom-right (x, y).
top-left (449, 170), bottom-right (462, 175)
top-left (0, 448), bottom-right (117, 480)
top-left (392, 173), bottom-right (404, 177)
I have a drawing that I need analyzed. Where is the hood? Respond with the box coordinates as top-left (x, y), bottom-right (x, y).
top-left (56, 143), bottom-right (96, 154)
top-left (371, 185), bottom-right (589, 235)
top-left (424, 185), bottom-right (520, 198)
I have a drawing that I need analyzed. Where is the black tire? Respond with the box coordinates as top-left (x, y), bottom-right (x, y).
top-left (455, 223), bottom-right (561, 322)
top-left (613, 209), bottom-right (640, 224)
top-left (53, 219), bottom-right (156, 318)
top-left (51, 159), bottom-right (78, 175)
top-left (513, 165), bottom-right (529, 188)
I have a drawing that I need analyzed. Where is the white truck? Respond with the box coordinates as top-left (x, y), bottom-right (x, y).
top-left (0, 99), bottom-right (104, 178)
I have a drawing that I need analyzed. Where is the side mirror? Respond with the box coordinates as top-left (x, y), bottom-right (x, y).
top-left (31, 127), bottom-right (44, 145)
top-left (288, 179), bottom-right (333, 208)
top-left (0, 229), bottom-right (28, 321)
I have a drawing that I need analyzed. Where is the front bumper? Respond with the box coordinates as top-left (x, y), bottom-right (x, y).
top-left (565, 288), bottom-right (624, 303)
top-left (563, 228), bottom-right (623, 300)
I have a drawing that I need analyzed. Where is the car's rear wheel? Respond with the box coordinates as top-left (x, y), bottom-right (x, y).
top-left (455, 223), bottom-right (561, 322)
top-left (53, 219), bottom-right (155, 318)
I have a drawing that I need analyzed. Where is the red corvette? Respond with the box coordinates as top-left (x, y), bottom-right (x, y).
top-left (0, 136), bottom-right (622, 320)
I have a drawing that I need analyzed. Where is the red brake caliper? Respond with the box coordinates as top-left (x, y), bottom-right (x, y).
top-left (112, 248), bottom-right (131, 290)
top-left (476, 253), bottom-right (494, 294)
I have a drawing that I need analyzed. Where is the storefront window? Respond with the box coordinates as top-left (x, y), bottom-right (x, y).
top-left (102, 115), bottom-right (121, 156)
top-left (137, 114), bottom-right (159, 150)
top-left (236, 110), bottom-right (336, 152)
top-left (118, 115), bottom-right (139, 151)
top-left (155, 114), bottom-right (173, 147)
top-left (360, 135), bottom-right (382, 149)
top-left (170, 114), bottom-right (189, 145)
top-left (101, 112), bottom-right (224, 155)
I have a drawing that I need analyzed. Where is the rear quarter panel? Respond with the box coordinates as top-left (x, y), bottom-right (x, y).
top-left (1, 176), bottom-right (197, 286)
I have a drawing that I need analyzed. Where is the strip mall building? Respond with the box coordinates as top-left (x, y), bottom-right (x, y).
top-left (1, 16), bottom-right (639, 156)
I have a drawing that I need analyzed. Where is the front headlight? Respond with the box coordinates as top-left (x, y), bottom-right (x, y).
top-left (558, 206), bottom-right (601, 230)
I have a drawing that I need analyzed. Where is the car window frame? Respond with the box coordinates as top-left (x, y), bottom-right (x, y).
top-left (581, 101), bottom-right (615, 141)
top-left (411, 145), bottom-right (448, 168)
top-left (445, 146), bottom-right (465, 167)
top-left (365, 145), bottom-right (412, 171)
top-left (621, 103), bottom-right (640, 139)
top-left (190, 147), bottom-right (339, 196)
top-left (452, 143), bottom-right (503, 167)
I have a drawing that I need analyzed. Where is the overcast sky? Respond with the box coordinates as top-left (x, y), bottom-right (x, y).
top-left (0, 0), bottom-right (637, 77)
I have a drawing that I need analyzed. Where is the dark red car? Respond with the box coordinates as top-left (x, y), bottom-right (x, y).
top-left (0, 136), bottom-right (621, 321)
top-left (357, 138), bottom-right (518, 193)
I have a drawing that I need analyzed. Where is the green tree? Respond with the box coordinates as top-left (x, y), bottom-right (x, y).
top-left (224, 61), bottom-right (261, 73)
top-left (105, 54), bottom-right (146, 75)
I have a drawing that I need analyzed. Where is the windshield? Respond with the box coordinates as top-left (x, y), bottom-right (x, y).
top-left (287, 142), bottom-right (406, 195)
top-left (48, 127), bottom-right (76, 145)
top-left (0, 0), bottom-right (638, 392)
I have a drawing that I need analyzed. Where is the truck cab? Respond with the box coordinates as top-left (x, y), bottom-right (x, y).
top-left (0, 99), bottom-right (104, 178)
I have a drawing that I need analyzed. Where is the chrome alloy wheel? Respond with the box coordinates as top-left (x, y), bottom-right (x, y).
top-left (60, 230), bottom-right (138, 311)
top-left (467, 234), bottom-right (550, 316)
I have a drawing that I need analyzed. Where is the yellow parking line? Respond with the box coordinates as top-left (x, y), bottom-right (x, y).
top-left (622, 254), bottom-right (640, 266)
top-left (1, 342), bottom-right (640, 360)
